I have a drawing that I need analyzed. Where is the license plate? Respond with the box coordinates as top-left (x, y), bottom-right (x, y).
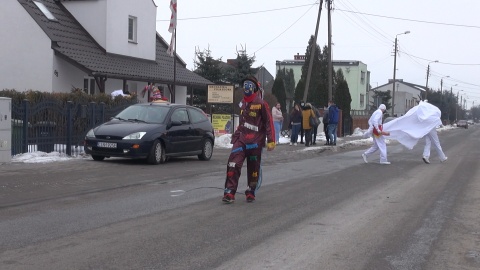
top-left (97, 142), bottom-right (117, 148)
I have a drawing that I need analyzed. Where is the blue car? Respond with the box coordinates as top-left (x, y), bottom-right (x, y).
top-left (84, 102), bottom-right (215, 164)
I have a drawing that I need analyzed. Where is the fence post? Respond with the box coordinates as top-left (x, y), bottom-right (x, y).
top-left (22, 99), bottom-right (29, 154)
top-left (89, 102), bottom-right (96, 129)
top-left (99, 102), bottom-right (105, 124)
top-left (66, 101), bottom-right (73, 156)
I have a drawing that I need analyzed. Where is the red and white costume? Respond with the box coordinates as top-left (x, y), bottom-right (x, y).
top-left (364, 105), bottom-right (389, 163)
top-left (223, 78), bottom-right (275, 199)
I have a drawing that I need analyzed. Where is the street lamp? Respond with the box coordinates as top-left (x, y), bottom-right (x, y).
top-left (391, 30), bottom-right (410, 116)
top-left (456, 89), bottom-right (464, 122)
top-left (447, 84), bottom-right (458, 123)
top-left (440, 75), bottom-right (449, 94)
top-left (425, 60), bottom-right (438, 100)
top-left (438, 75), bottom-right (450, 121)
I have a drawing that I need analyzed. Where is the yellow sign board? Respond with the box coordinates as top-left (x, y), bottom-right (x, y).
top-left (208, 85), bottom-right (234, 104)
top-left (212, 114), bottom-right (232, 136)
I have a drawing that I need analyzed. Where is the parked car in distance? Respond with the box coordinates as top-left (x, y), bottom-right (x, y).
top-left (457, 120), bottom-right (468, 129)
top-left (84, 102), bottom-right (215, 164)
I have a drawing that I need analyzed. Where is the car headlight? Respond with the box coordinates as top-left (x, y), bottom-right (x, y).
top-left (86, 129), bottom-right (95, 138)
top-left (123, 132), bottom-right (147, 140)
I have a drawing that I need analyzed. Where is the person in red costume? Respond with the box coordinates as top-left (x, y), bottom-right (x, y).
top-left (222, 76), bottom-right (276, 203)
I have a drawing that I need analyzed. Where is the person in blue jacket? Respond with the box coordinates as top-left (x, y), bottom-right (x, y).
top-left (327, 100), bottom-right (339, 145)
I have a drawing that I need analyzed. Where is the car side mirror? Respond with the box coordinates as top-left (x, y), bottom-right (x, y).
top-left (167, 120), bottom-right (182, 129)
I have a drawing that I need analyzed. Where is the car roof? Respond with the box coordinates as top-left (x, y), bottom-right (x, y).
top-left (133, 102), bottom-right (200, 110)
top-left (134, 102), bottom-right (177, 107)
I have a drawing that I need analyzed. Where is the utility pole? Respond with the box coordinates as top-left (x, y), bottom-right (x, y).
top-left (439, 75), bottom-right (449, 120)
top-left (456, 91), bottom-right (458, 122)
top-left (391, 31), bottom-right (410, 116)
top-left (327, 0), bottom-right (333, 101)
top-left (447, 86), bottom-right (452, 123)
top-left (440, 78), bottom-right (444, 95)
top-left (425, 64), bottom-right (430, 100)
top-left (461, 95), bottom-right (463, 112)
top-left (303, 0), bottom-right (324, 103)
top-left (391, 36), bottom-right (398, 116)
top-left (425, 60), bottom-right (438, 100)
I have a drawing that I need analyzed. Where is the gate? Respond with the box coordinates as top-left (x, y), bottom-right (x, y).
top-left (11, 100), bottom-right (135, 156)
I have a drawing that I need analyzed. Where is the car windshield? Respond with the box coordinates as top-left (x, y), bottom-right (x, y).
top-left (115, 105), bottom-right (169, 123)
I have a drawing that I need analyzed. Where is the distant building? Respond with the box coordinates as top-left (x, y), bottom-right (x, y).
top-left (372, 79), bottom-right (427, 116)
top-left (275, 53), bottom-right (304, 90)
top-left (275, 55), bottom-right (370, 110)
top-left (254, 66), bottom-right (274, 95)
top-left (222, 59), bottom-right (274, 94)
top-left (333, 60), bottom-right (370, 111)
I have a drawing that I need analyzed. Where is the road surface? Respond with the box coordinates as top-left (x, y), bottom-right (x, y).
top-left (0, 126), bottom-right (479, 269)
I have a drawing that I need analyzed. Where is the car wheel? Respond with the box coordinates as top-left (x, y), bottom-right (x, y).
top-left (92, 155), bottom-right (105, 161)
top-left (198, 139), bottom-right (213, 161)
top-left (147, 139), bottom-right (166, 165)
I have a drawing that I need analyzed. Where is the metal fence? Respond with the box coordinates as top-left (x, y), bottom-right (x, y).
top-left (11, 99), bottom-right (135, 157)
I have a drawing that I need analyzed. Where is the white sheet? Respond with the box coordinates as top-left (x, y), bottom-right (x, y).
top-left (111, 90), bottom-right (129, 97)
top-left (383, 101), bottom-right (442, 149)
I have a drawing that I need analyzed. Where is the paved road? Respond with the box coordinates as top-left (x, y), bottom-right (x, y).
top-left (0, 126), bottom-right (479, 269)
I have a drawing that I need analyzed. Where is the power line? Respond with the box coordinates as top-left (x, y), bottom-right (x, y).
top-left (156, 3), bottom-right (317, 21)
top-left (254, 3), bottom-right (317, 54)
top-left (397, 50), bottom-right (480, 66)
top-left (155, 3), bottom-right (480, 30)
top-left (335, 7), bottom-right (391, 47)
top-left (336, 9), bottom-right (480, 29)
top-left (337, 0), bottom-right (392, 41)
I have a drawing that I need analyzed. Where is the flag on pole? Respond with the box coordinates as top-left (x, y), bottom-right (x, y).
top-left (166, 0), bottom-right (177, 57)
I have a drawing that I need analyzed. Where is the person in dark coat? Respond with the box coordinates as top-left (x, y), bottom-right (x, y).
top-left (322, 106), bottom-right (330, 145)
top-left (327, 100), bottom-right (339, 146)
top-left (311, 105), bottom-right (321, 145)
top-left (289, 103), bottom-right (302, 145)
top-left (299, 101), bottom-right (306, 144)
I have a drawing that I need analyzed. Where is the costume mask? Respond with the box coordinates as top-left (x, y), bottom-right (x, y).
top-left (243, 80), bottom-right (256, 96)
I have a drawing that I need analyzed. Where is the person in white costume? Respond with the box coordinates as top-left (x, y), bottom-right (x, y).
top-left (381, 100), bottom-right (447, 164)
top-left (362, 104), bottom-right (391, 165)
top-left (422, 127), bottom-right (448, 164)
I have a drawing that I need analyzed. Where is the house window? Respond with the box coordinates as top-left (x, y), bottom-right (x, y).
top-left (84, 78), bottom-right (96, 95)
top-left (360, 94), bottom-right (365, 108)
top-left (33, 1), bottom-right (57, 21)
top-left (360, 71), bottom-right (365, 84)
top-left (128, 16), bottom-right (137, 43)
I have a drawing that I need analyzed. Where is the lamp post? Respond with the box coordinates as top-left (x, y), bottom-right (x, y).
top-left (447, 84), bottom-right (457, 123)
top-left (440, 76), bottom-right (449, 95)
top-left (391, 30), bottom-right (410, 116)
top-left (425, 60), bottom-right (438, 100)
top-left (439, 76), bottom-right (449, 121)
top-left (456, 89), bottom-right (464, 122)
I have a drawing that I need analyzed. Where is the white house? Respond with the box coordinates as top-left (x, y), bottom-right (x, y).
top-left (1, 0), bottom-right (211, 104)
top-left (371, 79), bottom-right (427, 116)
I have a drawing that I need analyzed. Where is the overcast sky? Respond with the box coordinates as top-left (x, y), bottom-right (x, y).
top-left (154, 0), bottom-right (480, 109)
